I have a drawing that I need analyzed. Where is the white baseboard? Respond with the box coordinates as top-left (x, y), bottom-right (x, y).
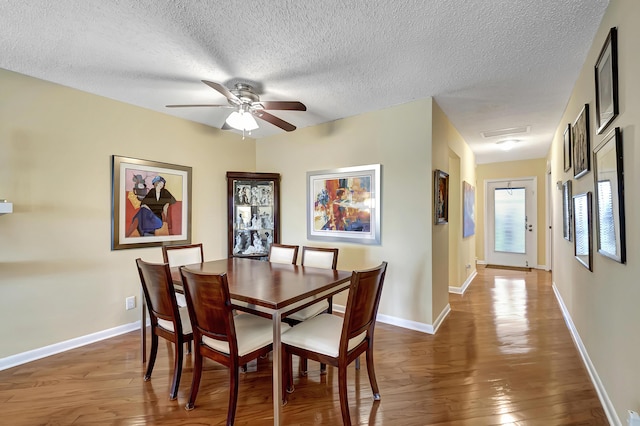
top-left (552, 282), bottom-right (620, 426)
top-left (449, 270), bottom-right (477, 294)
top-left (333, 304), bottom-right (451, 335)
top-left (0, 321), bottom-right (140, 372)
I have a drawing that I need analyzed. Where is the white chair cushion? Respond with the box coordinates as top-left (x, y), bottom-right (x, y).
top-left (175, 292), bottom-right (187, 308)
top-left (281, 313), bottom-right (366, 358)
top-left (286, 300), bottom-right (330, 322)
top-left (269, 246), bottom-right (296, 264)
top-left (202, 314), bottom-right (291, 357)
top-left (302, 250), bottom-right (335, 269)
top-left (166, 247), bottom-right (202, 267)
top-left (157, 306), bottom-right (192, 335)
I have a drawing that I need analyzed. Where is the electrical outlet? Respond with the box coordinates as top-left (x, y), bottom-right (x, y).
top-left (629, 410), bottom-right (640, 426)
top-left (125, 296), bottom-right (136, 310)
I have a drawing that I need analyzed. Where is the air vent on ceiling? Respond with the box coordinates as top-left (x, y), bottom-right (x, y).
top-left (481, 126), bottom-right (531, 139)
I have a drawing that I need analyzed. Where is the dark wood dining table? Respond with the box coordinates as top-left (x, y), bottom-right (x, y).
top-left (143, 257), bottom-right (353, 425)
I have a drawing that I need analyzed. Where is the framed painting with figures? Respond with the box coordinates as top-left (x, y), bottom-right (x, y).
top-left (111, 155), bottom-right (192, 250)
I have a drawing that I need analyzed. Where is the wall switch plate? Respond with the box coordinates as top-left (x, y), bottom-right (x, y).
top-left (126, 296), bottom-right (136, 310)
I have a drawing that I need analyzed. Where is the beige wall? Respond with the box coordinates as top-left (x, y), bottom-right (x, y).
top-left (256, 99), bottom-right (438, 323)
top-left (432, 101), bottom-right (477, 299)
top-left (475, 158), bottom-right (547, 266)
top-left (549, 0), bottom-right (640, 422)
top-left (0, 69), bottom-right (255, 357)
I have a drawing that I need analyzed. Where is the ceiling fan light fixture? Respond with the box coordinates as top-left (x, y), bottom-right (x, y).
top-left (225, 109), bottom-right (259, 131)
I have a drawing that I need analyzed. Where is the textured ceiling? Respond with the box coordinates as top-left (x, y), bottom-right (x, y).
top-left (0, 1), bottom-right (609, 163)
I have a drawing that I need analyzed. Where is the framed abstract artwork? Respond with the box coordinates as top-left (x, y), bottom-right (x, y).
top-left (593, 127), bottom-right (625, 263)
top-left (463, 181), bottom-right (475, 238)
top-left (572, 104), bottom-right (590, 179)
top-left (595, 27), bottom-right (619, 135)
top-left (111, 155), bottom-right (192, 250)
top-left (434, 169), bottom-right (449, 224)
top-left (307, 164), bottom-right (381, 245)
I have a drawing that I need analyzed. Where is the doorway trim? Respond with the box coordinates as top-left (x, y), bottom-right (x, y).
top-left (483, 176), bottom-right (538, 269)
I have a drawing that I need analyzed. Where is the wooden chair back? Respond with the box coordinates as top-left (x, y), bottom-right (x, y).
top-left (301, 246), bottom-right (338, 269)
top-left (341, 262), bottom-right (388, 347)
top-left (179, 268), bottom-right (237, 355)
top-left (162, 243), bottom-right (204, 267)
top-left (268, 243), bottom-right (299, 264)
top-left (136, 258), bottom-right (182, 330)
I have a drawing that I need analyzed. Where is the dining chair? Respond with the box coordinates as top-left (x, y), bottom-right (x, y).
top-left (285, 246), bottom-right (339, 374)
top-left (268, 243), bottom-right (299, 264)
top-left (179, 267), bottom-right (291, 424)
top-left (135, 258), bottom-right (194, 400)
top-left (281, 261), bottom-right (388, 426)
top-left (287, 246), bottom-right (338, 322)
top-left (162, 243), bottom-right (204, 305)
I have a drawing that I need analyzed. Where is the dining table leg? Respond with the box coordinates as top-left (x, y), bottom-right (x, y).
top-left (272, 309), bottom-right (282, 425)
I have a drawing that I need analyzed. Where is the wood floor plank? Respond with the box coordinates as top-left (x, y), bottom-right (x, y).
top-left (0, 267), bottom-right (607, 425)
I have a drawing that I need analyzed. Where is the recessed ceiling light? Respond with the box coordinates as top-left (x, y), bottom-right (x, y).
top-left (496, 139), bottom-right (519, 151)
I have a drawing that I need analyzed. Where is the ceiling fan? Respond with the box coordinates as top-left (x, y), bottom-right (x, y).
top-left (166, 80), bottom-right (306, 133)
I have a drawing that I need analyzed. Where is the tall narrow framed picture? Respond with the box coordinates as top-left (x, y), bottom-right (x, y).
top-left (572, 104), bottom-right (590, 179)
top-left (463, 181), bottom-right (475, 238)
top-left (593, 127), bottom-right (625, 263)
top-left (434, 169), bottom-right (449, 224)
top-left (562, 180), bottom-right (572, 241)
top-left (111, 155), bottom-right (192, 250)
top-left (595, 27), bottom-right (618, 135)
top-left (307, 164), bottom-right (381, 245)
top-left (563, 124), bottom-right (572, 172)
top-left (573, 192), bottom-right (592, 271)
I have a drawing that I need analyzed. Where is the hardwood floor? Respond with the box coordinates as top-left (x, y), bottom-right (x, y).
top-left (0, 267), bottom-right (607, 425)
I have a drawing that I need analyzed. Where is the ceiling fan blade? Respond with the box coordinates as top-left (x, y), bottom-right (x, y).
top-left (166, 104), bottom-right (231, 108)
top-left (201, 80), bottom-right (240, 103)
top-left (254, 110), bottom-right (296, 132)
top-left (257, 101), bottom-right (306, 111)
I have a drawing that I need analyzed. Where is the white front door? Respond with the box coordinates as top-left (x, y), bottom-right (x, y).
top-left (485, 178), bottom-right (537, 268)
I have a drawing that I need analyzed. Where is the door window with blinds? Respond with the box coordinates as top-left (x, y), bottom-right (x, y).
top-left (494, 187), bottom-right (526, 254)
top-left (485, 178), bottom-right (537, 269)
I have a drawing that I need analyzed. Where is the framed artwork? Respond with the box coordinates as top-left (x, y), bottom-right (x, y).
top-left (463, 181), bottom-right (475, 238)
top-left (572, 104), bottom-right (590, 179)
top-left (111, 155), bottom-right (192, 250)
top-left (434, 169), bottom-right (449, 224)
top-left (593, 127), bottom-right (625, 263)
top-left (563, 124), bottom-right (572, 172)
top-left (307, 164), bottom-right (381, 245)
top-left (595, 27), bottom-right (619, 135)
top-left (573, 192), bottom-right (592, 271)
top-left (562, 180), bottom-right (572, 241)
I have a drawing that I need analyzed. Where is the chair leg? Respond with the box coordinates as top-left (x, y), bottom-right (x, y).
top-left (284, 348), bottom-right (295, 399)
top-left (186, 341), bottom-right (192, 354)
top-left (299, 356), bottom-right (308, 376)
top-left (365, 347), bottom-right (380, 400)
top-left (320, 362), bottom-right (327, 374)
top-left (144, 333), bottom-right (159, 381)
top-left (227, 361), bottom-right (240, 426)
top-left (169, 339), bottom-right (184, 400)
top-left (185, 352), bottom-right (203, 411)
top-left (355, 356), bottom-right (361, 370)
top-left (338, 364), bottom-right (352, 426)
